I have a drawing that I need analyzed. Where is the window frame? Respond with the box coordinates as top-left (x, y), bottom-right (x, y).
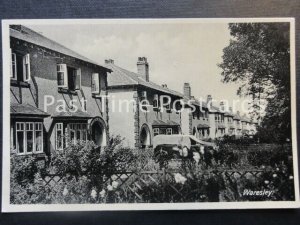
top-left (55, 123), bottom-right (64, 150)
top-left (15, 122), bottom-right (43, 155)
top-left (166, 128), bottom-right (172, 135)
top-left (11, 49), bottom-right (17, 80)
top-left (91, 73), bottom-right (100, 94)
top-left (23, 54), bottom-right (31, 82)
top-left (57, 64), bottom-right (68, 88)
top-left (68, 123), bottom-right (88, 144)
top-left (153, 128), bottom-right (160, 136)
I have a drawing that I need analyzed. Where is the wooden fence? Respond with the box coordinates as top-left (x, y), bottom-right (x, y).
top-left (38, 166), bottom-right (292, 202)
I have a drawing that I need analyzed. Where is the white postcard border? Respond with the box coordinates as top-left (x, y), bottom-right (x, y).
top-left (2, 18), bottom-right (299, 212)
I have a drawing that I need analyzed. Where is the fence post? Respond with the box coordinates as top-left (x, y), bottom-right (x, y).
top-left (162, 167), bottom-right (166, 201)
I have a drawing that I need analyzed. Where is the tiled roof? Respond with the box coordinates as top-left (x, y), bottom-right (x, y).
top-left (152, 120), bottom-right (167, 126)
top-left (217, 124), bottom-right (226, 129)
top-left (241, 116), bottom-right (251, 122)
top-left (197, 124), bottom-right (210, 129)
top-left (183, 97), bottom-right (208, 109)
top-left (224, 111), bottom-right (234, 117)
top-left (10, 25), bottom-right (111, 71)
top-left (152, 120), bottom-right (179, 127)
top-left (52, 110), bottom-right (93, 119)
top-left (11, 103), bottom-right (50, 118)
top-left (107, 63), bottom-right (183, 97)
top-left (209, 105), bottom-right (223, 113)
top-left (166, 120), bottom-right (180, 126)
top-left (233, 114), bottom-right (242, 120)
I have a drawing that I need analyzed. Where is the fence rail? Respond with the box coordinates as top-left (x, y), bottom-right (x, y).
top-left (37, 166), bottom-right (291, 202)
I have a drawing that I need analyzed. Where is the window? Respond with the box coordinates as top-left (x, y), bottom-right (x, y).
top-left (159, 128), bottom-right (167, 135)
top-left (10, 51), bottom-right (31, 82)
top-left (69, 123), bottom-right (88, 144)
top-left (153, 128), bottom-right (160, 136)
top-left (55, 123), bottom-right (64, 150)
top-left (153, 94), bottom-right (160, 110)
top-left (57, 64), bottom-right (81, 90)
top-left (23, 54), bottom-right (31, 82)
top-left (11, 50), bottom-right (17, 80)
top-left (91, 73), bottom-right (100, 94)
top-left (26, 123), bottom-right (34, 153)
top-left (166, 128), bottom-right (172, 135)
top-left (16, 122), bottom-right (43, 155)
top-left (16, 123), bottom-right (25, 154)
top-left (35, 123), bottom-right (43, 153)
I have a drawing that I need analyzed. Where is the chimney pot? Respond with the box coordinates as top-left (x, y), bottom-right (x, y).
top-left (105, 59), bottom-right (114, 64)
top-left (220, 101), bottom-right (225, 111)
top-left (137, 57), bottom-right (149, 82)
top-left (207, 95), bottom-right (213, 107)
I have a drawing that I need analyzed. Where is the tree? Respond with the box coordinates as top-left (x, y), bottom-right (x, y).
top-left (219, 23), bottom-right (291, 142)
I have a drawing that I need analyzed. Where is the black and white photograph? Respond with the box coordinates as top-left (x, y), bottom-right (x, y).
top-left (1, 18), bottom-right (299, 212)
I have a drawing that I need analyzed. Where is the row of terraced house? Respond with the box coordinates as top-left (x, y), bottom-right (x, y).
top-left (9, 25), bottom-right (258, 156)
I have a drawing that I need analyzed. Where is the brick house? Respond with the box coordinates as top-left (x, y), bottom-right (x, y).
top-left (206, 95), bottom-right (226, 139)
top-left (9, 25), bottom-right (111, 157)
top-left (233, 111), bottom-right (242, 137)
top-left (181, 83), bottom-right (210, 140)
top-left (106, 57), bottom-right (183, 148)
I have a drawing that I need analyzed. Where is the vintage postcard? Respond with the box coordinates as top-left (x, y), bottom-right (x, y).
top-left (1, 18), bottom-right (299, 212)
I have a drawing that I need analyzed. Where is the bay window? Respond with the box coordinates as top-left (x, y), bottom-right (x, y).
top-left (15, 122), bottom-right (43, 155)
top-left (55, 123), bottom-right (88, 150)
top-left (69, 123), bottom-right (87, 144)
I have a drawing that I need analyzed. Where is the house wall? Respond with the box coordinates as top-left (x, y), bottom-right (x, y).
top-left (208, 113), bottom-right (216, 139)
top-left (10, 38), bottom-right (109, 154)
top-left (107, 88), bottom-right (136, 147)
top-left (181, 108), bottom-right (191, 135)
top-left (137, 89), bottom-right (182, 148)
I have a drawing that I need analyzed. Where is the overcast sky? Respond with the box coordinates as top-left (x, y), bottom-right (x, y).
top-left (28, 21), bottom-right (249, 114)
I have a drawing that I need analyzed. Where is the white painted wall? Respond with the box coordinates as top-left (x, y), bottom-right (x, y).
top-left (108, 90), bottom-right (136, 147)
top-left (181, 108), bottom-right (190, 135)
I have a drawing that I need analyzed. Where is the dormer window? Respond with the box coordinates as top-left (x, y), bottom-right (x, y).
top-left (10, 49), bottom-right (31, 82)
top-left (57, 64), bottom-right (81, 91)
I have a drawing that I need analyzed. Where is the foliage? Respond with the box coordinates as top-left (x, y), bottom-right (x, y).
top-left (219, 23), bottom-right (291, 141)
top-left (10, 138), bottom-right (294, 203)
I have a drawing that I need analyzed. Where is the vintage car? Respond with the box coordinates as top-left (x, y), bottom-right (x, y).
top-left (153, 134), bottom-right (216, 159)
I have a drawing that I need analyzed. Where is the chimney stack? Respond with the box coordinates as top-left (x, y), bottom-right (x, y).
top-left (162, 84), bottom-right (168, 88)
top-left (137, 57), bottom-right (149, 82)
top-left (183, 83), bottom-right (191, 99)
top-left (229, 107), bottom-right (233, 112)
top-left (220, 101), bottom-right (225, 111)
top-left (207, 95), bottom-right (213, 107)
top-left (237, 111), bottom-right (240, 115)
top-left (105, 59), bottom-right (114, 64)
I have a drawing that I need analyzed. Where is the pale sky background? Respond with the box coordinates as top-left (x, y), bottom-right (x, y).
top-left (28, 22), bottom-right (250, 114)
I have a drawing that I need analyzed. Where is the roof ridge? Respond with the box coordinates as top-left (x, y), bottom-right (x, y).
top-left (108, 63), bottom-right (183, 97)
top-left (10, 25), bottom-right (110, 71)
top-left (111, 64), bottom-right (140, 84)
